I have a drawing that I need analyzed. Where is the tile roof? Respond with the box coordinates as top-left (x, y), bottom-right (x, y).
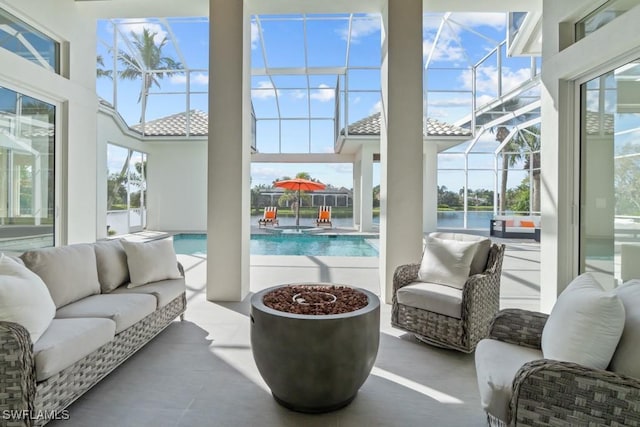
top-left (341, 112), bottom-right (472, 137)
top-left (131, 110), bottom-right (208, 136)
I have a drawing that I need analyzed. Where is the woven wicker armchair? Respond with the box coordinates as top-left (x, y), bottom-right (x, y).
top-left (478, 309), bottom-right (640, 426)
top-left (391, 242), bottom-right (505, 353)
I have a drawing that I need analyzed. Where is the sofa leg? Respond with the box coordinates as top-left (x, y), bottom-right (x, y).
top-left (180, 313), bottom-right (185, 321)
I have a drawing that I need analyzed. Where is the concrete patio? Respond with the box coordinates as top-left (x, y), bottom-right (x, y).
top-left (47, 230), bottom-right (539, 426)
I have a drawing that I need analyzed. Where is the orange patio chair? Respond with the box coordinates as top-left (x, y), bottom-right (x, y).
top-left (315, 206), bottom-right (332, 228)
top-left (258, 206), bottom-right (279, 228)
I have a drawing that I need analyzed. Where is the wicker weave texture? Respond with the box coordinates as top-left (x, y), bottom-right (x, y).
top-left (488, 308), bottom-right (548, 350)
top-left (391, 244), bottom-right (505, 353)
top-left (511, 359), bottom-right (640, 426)
top-left (0, 293), bottom-right (185, 427)
top-left (0, 322), bottom-right (36, 427)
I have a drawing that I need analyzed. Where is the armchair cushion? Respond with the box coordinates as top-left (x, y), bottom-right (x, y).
top-left (417, 236), bottom-right (479, 289)
top-left (541, 273), bottom-right (625, 370)
top-left (475, 338), bottom-right (542, 423)
top-left (609, 280), bottom-right (640, 378)
top-left (396, 281), bottom-right (463, 319)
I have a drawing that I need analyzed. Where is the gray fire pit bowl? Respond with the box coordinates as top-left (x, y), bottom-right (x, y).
top-left (250, 283), bottom-right (380, 413)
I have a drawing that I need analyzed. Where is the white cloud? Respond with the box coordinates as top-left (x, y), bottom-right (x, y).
top-left (169, 72), bottom-right (208, 85)
top-left (251, 21), bottom-right (260, 50)
top-left (252, 81), bottom-right (279, 99)
top-left (428, 97), bottom-right (471, 108)
top-left (423, 13), bottom-right (506, 65)
top-left (290, 90), bottom-right (306, 100)
top-left (370, 100), bottom-right (383, 115)
top-left (120, 19), bottom-right (168, 45)
top-left (338, 14), bottom-right (381, 42)
top-left (310, 84), bottom-right (335, 102)
top-left (449, 13), bottom-right (506, 30)
top-left (460, 66), bottom-right (532, 94)
top-left (423, 39), bottom-right (465, 63)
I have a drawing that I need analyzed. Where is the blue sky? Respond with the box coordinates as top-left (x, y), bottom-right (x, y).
top-left (97, 12), bottom-right (540, 193)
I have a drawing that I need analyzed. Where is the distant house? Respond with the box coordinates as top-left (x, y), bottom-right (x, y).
top-left (258, 187), bottom-right (352, 208)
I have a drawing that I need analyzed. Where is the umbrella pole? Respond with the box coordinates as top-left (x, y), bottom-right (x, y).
top-left (296, 187), bottom-right (300, 228)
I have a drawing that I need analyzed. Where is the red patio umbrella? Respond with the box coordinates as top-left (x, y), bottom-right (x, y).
top-left (273, 178), bottom-right (326, 227)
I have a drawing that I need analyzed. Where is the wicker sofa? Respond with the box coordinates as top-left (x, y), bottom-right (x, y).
top-left (475, 276), bottom-right (640, 426)
top-left (0, 239), bottom-right (186, 427)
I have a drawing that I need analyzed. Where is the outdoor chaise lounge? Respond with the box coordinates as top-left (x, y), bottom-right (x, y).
top-left (490, 215), bottom-right (540, 241)
top-left (258, 206), bottom-right (279, 228)
top-left (392, 232), bottom-right (505, 353)
top-left (315, 206), bottom-right (332, 228)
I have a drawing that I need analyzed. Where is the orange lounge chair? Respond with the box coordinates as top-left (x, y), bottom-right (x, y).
top-left (315, 206), bottom-right (332, 228)
top-left (258, 206), bottom-right (279, 228)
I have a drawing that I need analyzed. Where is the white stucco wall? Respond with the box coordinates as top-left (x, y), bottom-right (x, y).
top-left (146, 140), bottom-right (207, 232)
top-left (540, 0), bottom-right (640, 311)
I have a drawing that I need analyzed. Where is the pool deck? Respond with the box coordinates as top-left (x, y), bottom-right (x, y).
top-left (125, 225), bottom-right (541, 313)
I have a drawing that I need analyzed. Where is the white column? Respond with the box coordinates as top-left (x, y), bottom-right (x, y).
top-left (423, 142), bottom-right (438, 233)
top-left (380, 0), bottom-right (424, 303)
top-left (359, 145), bottom-right (374, 232)
top-left (207, 0), bottom-right (251, 301)
top-left (353, 158), bottom-right (362, 228)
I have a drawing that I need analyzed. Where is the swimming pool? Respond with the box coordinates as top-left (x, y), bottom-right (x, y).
top-left (173, 233), bottom-right (379, 257)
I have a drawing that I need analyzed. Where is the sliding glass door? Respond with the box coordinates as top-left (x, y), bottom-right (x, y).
top-left (580, 59), bottom-right (640, 287)
top-left (0, 86), bottom-right (55, 251)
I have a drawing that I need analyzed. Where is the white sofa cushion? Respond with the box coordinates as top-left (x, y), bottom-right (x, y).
top-left (541, 273), bottom-right (625, 370)
top-left (396, 281), bottom-right (463, 319)
top-left (475, 338), bottom-right (543, 423)
top-left (111, 277), bottom-right (185, 308)
top-left (429, 232), bottom-right (491, 275)
top-left (418, 236), bottom-right (478, 289)
top-left (609, 280), bottom-right (640, 378)
top-left (121, 238), bottom-right (182, 287)
top-left (21, 244), bottom-right (101, 308)
top-left (0, 254), bottom-right (56, 343)
top-left (55, 293), bottom-right (156, 334)
top-left (33, 317), bottom-right (116, 381)
top-left (94, 239), bottom-right (130, 293)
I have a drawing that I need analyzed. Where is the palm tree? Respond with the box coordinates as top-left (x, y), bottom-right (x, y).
top-left (494, 125), bottom-right (541, 214)
top-left (96, 55), bottom-right (112, 79)
top-left (494, 126), bottom-right (521, 214)
top-left (117, 28), bottom-right (183, 122)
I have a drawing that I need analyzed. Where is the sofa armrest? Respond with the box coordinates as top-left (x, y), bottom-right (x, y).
top-left (511, 359), bottom-right (640, 426)
top-left (0, 321), bottom-right (36, 420)
top-left (392, 263), bottom-right (420, 294)
top-left (488, 309), bottom-right (548, 349)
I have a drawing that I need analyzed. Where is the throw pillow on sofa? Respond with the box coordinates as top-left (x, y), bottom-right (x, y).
top-left (541, 272), bottom-right (625, 370)
top-left (417, 236), bottom-right (479, 289)
top-left (609, 280), bottom-right (640, 378)
top-left (94, 239), bottom-right (130, 293)
top-left (21, 244), bottom-right (101, 308)
top-left (121, 238), bottom-right (182, 288)
top-left (0, 254), bottom-right (56, 343)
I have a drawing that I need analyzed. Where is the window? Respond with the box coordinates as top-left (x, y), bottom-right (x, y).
top-left (106, 144), bottom-right (147, 235)
top-left (579, 59), bottom-right (640, 286)
top-left (0, 86), bottom-right (55, 250)
top-left (575, 0), bottom-right (635, 41)
top-left (0, 8), bottom-right (60, 73)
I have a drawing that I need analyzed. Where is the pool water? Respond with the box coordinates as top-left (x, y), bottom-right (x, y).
top-left (173, 233), bottom-right (379, 257)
